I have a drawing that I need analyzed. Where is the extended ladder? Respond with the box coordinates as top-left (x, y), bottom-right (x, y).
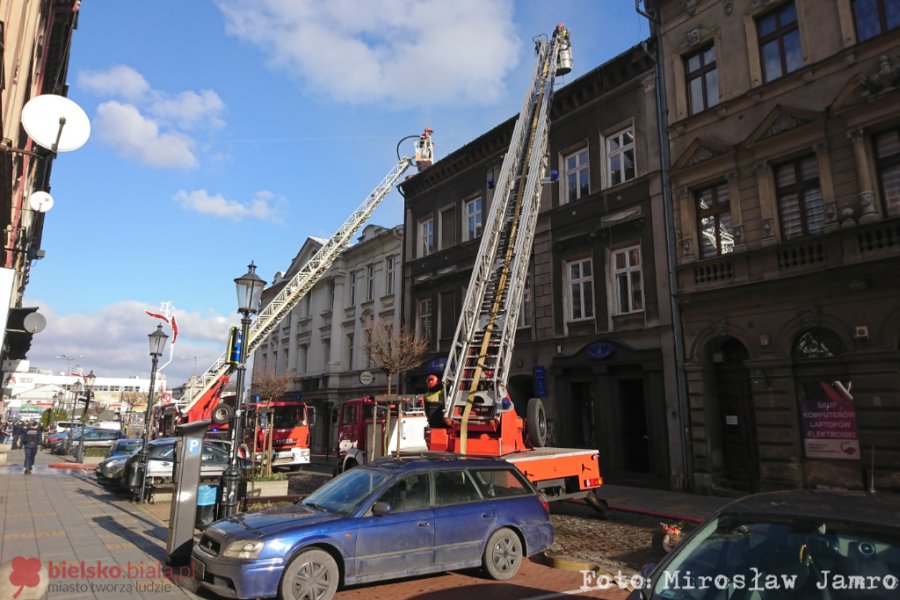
top-left (441, 28), bottom-right (571, 450)
top-left (184, 132), bottom-right (434, 421)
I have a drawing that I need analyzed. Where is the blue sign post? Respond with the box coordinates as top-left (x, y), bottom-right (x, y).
top-left (533, 366), bottom-right (547, 397)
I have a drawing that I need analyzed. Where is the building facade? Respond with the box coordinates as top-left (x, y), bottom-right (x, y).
top-left (251, 224), bottom-right (404, 454)
top-left (399, 42), bottom-right (687, 489)
top-left (651, 0), bottom-right (900, 492)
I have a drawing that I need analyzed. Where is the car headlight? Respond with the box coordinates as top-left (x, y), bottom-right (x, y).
top-left (222, 540), bottom-right (264, 559)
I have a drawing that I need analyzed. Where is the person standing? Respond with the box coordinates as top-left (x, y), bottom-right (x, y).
top-left (12, 420), bottom-right (24, 449)
top-left (23, 422), bottom-right (41, 474)
top-left (424, 374), bottom-right (446, 428)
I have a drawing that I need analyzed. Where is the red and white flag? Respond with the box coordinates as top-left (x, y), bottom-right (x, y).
top-left (170, 314), bottom-right (179, 344)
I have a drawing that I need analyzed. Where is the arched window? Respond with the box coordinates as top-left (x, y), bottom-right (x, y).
top-left (791, 328), bottom-right (845, 359)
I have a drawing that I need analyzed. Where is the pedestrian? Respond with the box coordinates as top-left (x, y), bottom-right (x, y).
top-left (23, 422), bottom-right (41, 474)
top-left (12, 420), bottom-right (24, 449)
top-left (424, 374), bottom-right (446, 428)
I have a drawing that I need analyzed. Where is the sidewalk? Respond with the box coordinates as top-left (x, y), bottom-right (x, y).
top-left (0, 447), bottom-right (203, 600)
top-left (595, 484), bottom-right (733, 523)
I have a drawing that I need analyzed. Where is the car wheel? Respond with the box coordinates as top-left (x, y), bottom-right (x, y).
top-left (482, 527), bottom-right (523, 580)
top-left (279, 548), bottom-right (339, 600)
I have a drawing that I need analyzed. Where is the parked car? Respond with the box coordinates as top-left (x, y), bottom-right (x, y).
top-left (192, 454), bottom-right (554, 600)
top-left (627, 490), bottom-right (900, 600)
top-left (49, 427), bottom-right (102, 454)
top-left (95, 443), bottom-right (142, 487)
top-left (107, 438), bottom-right (143, 457)
top-left (121, 437), bottom-right (245, 490)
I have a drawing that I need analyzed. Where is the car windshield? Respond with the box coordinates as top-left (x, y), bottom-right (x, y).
top-left (650, 515), bottom-right (900, 599)
top-left (114, 441), bottom-right (142, 454)
top-left (301, 467), bottom-right (391, 515)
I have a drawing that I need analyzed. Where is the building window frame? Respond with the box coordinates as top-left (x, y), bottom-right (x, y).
top-left (562, 147), bottom-right (590, 203)
top-left (464, 195), bottom-right (483, 241)
top-left (366, 264), bottom-right (375, 301)
top-left (612, 245), bottom-right (644, 315)
top-left (685, 43), bottom-right (719, 115)
top-left (348, 272), bottom-right (357, 306)
top-left (874, 127), bottom-right (900, 218)
top-left (603, 124), bottom-right (636, 188)
top-left (756, 1), bottom-right (803, 83)
top-left (695, 182), bottom-right (734, 259)
top-left (418, 216), bottom-right (434, 257)
top-left (417, 297), bottom-right (433, 345)
top-left (385, 255), bottom-right (396, 295)
top-left (565, 258), bottom-right (595, 322)
top-left (852, 0), bottom-right (900, 42)
top-left (775, 155), bottom-right (825, 239)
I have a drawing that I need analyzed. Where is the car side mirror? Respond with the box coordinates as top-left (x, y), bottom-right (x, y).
top-left (371, 501), bottom-right (391, 516)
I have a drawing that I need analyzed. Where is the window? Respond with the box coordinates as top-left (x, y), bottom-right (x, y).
top-left (613, 246), bottom-right (644, 314)
top-left (366, 264), bottom-right (375, 301)
top-left (440, 206), bottom-right (457, 249)
top-left (464, 196), bottom-right (483, 240)
top-left (385, 256), bottom-right (396, 294)
top-left (517, 276), bottom-right (533, 329)
top-left (685, 44), bottom-right (719, 115)
top-left (348, 272), bottom-right (357, 306)
top-left (606, 127), bottom-right (636, 187)
top-left (299, 344), bottom-right (308, 373)
top-left (567, 258), bottom-right (594, 321)
top-left (470, 468), bottom-right (531, 498)
top-left (434, 470), bottom-right (481, 505)
top-left (874, 128), bottom-right (900, 217)
top-left (792, 328), bottom-right (846, 358)
top-left (853, 0), bottom-right (900, 42)
top-left (563, 148), bottom-right (590, 203)
top-left (696, 183), bottom-right (734, 258)
top-left (775, 156), bottom-right (824, 239)
top-left (377, 473), bottom-right (431, 512)
top-left (757, 2), bottom-right (803, 82)
top-left (439, 290), bottom-right (456, 344)
top-left (419, 217), bottom-right (434, 257)
top-left (417, 297), bottom-right (432, 342)
top-left (346, 333), bottom-right (354, 369)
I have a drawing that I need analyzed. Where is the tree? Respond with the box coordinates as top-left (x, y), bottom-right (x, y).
top-left (249, 369), bottom-right (293, 477)
top-left (363, 318), bottom-right (427, 394)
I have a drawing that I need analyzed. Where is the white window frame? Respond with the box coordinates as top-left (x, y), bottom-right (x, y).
top-left (366, 264), bottom-right (375, 301)
top-left (348, 272), bottom-right (357, 306)
top-left (385, 256), bottom-right (395, 294)
top-left (464, 195), bottom-right (483, 241)
top-left (562, 148), bottom-right (590, 204)
top-left (517, 275), bottom-right (533, 329)
top-left (604, 124), bottom-right (637, 188)
top-left (612, 245), bottom-right (644, 315)
top-left (566, 258), bottom-right (595, 322)
top-left (417, 298), bottom-right (433, 343)
top-left (419, 216), bottom-right (435, 257)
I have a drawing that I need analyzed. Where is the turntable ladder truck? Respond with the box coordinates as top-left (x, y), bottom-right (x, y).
top-left (425, 25), bottom-right (605, 508)
top-left (179, 132), bottom-right (435, 435)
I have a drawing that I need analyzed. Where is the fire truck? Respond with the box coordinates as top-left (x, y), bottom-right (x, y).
top-left (335, 395), bottom-right (428, 472)
top-left (243, 398), bottom-right (313, 469)
top-left (171, 132), bottom-right (435, 468)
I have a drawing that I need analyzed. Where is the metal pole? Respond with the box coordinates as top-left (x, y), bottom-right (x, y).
top-left (220, 312), bottom-right (252, 518)
top-left (138, 353), bottom-right (160, 504)
top-left (76, 391), bottom-right (90, 463)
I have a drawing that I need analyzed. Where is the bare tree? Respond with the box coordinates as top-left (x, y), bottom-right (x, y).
top-left (249, 369), bottom-right (293, 477)
top-left (363, 318), bottom-right (428, 394)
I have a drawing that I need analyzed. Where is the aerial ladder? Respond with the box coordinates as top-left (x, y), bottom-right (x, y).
top-left (427, 25), bottom-right (604, 508)
top-left (179, 131), bottom-right (434, 425)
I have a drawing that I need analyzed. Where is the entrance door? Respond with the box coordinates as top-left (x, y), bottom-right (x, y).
top-left (618, 378), bottom-right (650, 472)
top-left (570, 381), bottom-right (595, 448)
top-left (714, 339), bottom-right (756, 492)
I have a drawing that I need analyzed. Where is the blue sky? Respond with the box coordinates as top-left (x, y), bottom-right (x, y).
top-left (24, 0), bottom-right (649, 385)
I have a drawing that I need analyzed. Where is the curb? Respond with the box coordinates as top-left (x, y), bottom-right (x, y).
top-left (541, 552), bottom-right (639, 590)
top-left (48, 462), bottom-right (95, 470)
top-left (567, 498), bottom-right (704, 524)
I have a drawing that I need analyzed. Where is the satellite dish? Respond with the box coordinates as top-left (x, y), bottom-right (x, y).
top-left (21, 94), bottom-right (91, 152)
top-left (28, 191), bottom-right (55, 213)
top-left (23, 311), bottom-right (47, 334)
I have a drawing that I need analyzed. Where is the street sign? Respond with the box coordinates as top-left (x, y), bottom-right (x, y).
top-left (359, 371), bottom-right (374, 385)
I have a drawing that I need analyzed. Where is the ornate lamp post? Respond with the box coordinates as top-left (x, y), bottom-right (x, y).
top-left (137, 324), bottom-right (168, 504)
top-left (219, 262), bottom-right (266, 518)
top-left (75, 370), bottom-right (96, 463)
top-left (66, 379), bottom-right (83, 455)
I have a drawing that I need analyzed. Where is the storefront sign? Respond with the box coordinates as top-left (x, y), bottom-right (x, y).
top-left (799, 381), bottom-right (861, 460)
top-left (426, 357), bottom-right (447, 373)
top-left (586, 341), bottom-right (614, 360)
top-left (533, 366), bottom-right (547, 397)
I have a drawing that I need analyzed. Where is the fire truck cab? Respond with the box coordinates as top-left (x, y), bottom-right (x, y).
top-left (335, 395), bottom-right (428, 473)
top-left (243, 399), bottom-right (315, 469)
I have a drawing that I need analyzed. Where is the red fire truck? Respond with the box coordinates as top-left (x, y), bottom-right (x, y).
top-left (334, 395), bottom-right (428, 473)
top-left (242, 399), bottom-right (315, 469)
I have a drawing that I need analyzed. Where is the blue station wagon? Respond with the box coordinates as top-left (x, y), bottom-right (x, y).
top-left (191, 454), bottom-right (554, 600)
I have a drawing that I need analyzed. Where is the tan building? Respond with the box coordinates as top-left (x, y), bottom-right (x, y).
top-left (649, 0), bottom-right (900, 492)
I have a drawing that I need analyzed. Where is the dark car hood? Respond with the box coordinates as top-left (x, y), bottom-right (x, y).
top-left (207, 503), bottom-right (344, 539)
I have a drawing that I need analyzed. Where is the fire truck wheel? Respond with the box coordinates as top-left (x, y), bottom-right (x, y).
top-left (482, 527), bottom-right (523, 580)
top-left (211, 403), bottom-right (233, 425)
top-left (526, 398), bottom-right (548, 448)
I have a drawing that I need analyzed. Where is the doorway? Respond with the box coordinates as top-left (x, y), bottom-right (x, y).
top-left (618, 378), bottom-right (651, 472)
top-left (713, 338), bottom-right (756, 492)
top-left (570, 381), bottom-right (595, 448)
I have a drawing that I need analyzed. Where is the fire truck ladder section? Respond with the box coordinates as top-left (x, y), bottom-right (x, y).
top-left (442, 30), bottom-right (571, 453)
top-left (184, 133), bottom-right (434, 420)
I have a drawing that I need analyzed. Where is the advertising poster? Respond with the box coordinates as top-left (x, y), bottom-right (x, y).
top-left (799, 380), bottom-right (860, 460)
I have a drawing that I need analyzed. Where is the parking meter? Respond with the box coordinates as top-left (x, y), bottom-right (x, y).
top-left (165, 419), bottom-right (210, 565)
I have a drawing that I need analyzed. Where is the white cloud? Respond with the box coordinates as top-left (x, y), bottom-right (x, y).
top-left (24, 300), bottom-right (234, 386)
top-left (173, 189), bottom-right (285, 223)
top-left (149, 90), bottom-right (227, 131)
top-left (215, 0), bottom-right (520, 107)
top-left (78, 64), bottom-right (150, 100)
top-left (95, 101), bottom-right (198, 169)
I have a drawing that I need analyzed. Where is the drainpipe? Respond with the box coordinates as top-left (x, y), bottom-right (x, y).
top-left (636, 0), bottom-right (694, 491)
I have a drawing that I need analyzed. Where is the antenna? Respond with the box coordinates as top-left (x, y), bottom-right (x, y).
top-left (21, 94), bottom-right (91, 153)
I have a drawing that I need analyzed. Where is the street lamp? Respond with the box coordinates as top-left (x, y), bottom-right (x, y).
top-left (57, 354), bottom-right (85, 375)
top-left (66, 379), bottom-right (83, 455)
top-left (220, 261), bottom-right (266, 518)
top-left (137, 324), bottom-right (169, 504)
top-left (75, 370), bottom-right (96, 464)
